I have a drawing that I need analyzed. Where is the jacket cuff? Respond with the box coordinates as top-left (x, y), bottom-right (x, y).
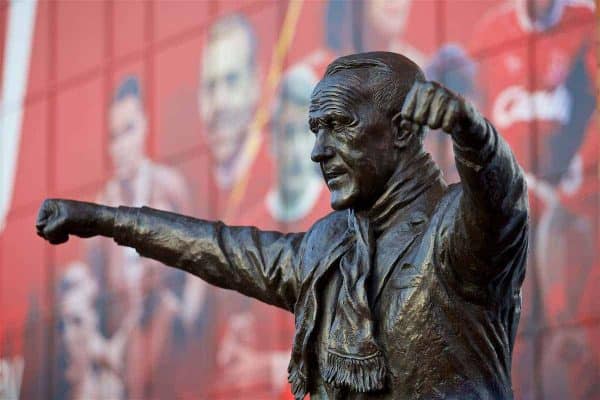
top-left (453, 118), bottom-right (497, 172)
top-left (113, 206), bottom-right (140, 247)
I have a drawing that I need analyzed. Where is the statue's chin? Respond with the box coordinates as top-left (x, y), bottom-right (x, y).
top-left (329, 189), bottom-right (358, 211)
top-left (330, 202), bottom-right (347, 211)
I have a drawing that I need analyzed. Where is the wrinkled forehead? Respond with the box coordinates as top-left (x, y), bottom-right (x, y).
top-left (309, 72), bottom-right (370, 117)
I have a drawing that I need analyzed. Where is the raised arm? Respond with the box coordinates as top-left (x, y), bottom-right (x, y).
top-left (36, 200), bottom-right (304, 311)
top-left (400, 81), bottom-right (528, 297)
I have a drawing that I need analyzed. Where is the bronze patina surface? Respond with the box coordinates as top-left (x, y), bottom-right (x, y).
top-left (37, 52), bottom-right (529, 399)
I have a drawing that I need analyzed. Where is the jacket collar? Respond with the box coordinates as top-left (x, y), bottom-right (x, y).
top-left (366, 151), bottom-right (447, 304)
top-left (288, 153), bottom-right (447, 398)
top-left (310, 152), bottom-right (447, 294)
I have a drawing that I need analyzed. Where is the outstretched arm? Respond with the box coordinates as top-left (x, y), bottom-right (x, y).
top-left (400, 81), bottom-right (528, 298)
top-left (36, 200), bottom-right (304, 311)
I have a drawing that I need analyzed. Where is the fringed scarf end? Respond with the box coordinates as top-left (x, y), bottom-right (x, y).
top-left (323, 351), bottom-right (387, 392)
top-left (288, 366), bottom-right (308, 400)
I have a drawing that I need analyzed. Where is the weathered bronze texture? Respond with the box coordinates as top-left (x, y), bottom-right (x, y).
top-left (36, 52), bottom-right (529, 399)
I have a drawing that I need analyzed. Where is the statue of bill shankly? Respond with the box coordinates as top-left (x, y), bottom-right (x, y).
top-left (37, 52), bottom-right (528, 399)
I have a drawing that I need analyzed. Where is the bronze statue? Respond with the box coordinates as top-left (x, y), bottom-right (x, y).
top-left (36, 52), bottom-right (528, 399)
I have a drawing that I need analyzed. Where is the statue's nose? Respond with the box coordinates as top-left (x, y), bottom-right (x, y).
top-left (311, 133), bottom-right (334, 162)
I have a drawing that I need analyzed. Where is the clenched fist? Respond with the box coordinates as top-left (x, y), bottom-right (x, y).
top-left (36, 199), bottom-right (116, 245)
top-left (400, 80), bottom-right (485, 141)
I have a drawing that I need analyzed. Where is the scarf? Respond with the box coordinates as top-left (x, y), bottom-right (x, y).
top-left (288, 152), bottom-right (443, 399)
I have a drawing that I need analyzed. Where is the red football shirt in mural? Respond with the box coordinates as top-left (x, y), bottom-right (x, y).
top-left (472, 0), bottom-right (596, 178)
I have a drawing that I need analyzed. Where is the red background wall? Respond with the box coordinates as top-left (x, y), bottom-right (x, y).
top-left (0, 1), bottom-right (598, 399)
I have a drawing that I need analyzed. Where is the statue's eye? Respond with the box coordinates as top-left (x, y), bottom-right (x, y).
top-left (332, 121), bottom-right (345, 132)
top-left (331, 114), bottom-right (355, 135)
top-left (334, 114), bottom-right (354, 127)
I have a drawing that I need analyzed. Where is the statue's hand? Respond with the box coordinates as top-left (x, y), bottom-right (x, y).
top-left (400, 80), bottom-right (484, 139)
top-left (36, 199), bottom-right (115, 244)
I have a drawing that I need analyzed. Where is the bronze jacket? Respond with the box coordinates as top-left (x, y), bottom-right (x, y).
top-left (112, 121), bottom-right (528, 399)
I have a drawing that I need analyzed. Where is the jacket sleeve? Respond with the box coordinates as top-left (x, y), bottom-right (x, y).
top-left (112, 206), bottom-right (305, 312)
top-left (444, 118), bottom-right (529, 302)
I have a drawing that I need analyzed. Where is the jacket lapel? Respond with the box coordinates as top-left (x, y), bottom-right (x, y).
top-left (299, 221), bottom-right (351, 296)
top-left (288, 215), bottom-right (352, 398)
top-left (369, 211), bottom-right (428, 307)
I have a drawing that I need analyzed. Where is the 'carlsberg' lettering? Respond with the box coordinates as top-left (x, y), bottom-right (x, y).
top-left (492, 84), bottom-right (572, 128)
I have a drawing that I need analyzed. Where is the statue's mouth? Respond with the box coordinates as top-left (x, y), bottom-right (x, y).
top-left (323, 167), bottom-right (347, 186)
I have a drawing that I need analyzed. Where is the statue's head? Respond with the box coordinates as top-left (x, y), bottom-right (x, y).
top-left (309, 52), bottom-right (425, 211)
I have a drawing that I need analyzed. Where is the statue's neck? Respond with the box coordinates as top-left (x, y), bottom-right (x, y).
top-left (366, 151), bottom-right (444, 234)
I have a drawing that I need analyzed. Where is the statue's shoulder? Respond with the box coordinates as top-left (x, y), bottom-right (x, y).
top-left (306, 210), bottom-right (347, 239)
top-left (300, 210), bottom-right (348, 255)
top-left (296, 211), bottom-right (348, 277)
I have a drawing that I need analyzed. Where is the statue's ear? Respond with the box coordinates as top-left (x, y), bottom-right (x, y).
top-left (391, 112), bottom-right (418, 149)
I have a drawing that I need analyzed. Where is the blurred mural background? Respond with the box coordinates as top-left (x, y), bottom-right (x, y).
top-left (0, 0), bottom-right (598, 399)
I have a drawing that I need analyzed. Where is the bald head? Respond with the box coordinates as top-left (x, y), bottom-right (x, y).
top-left (308, 52), bottom-right (427, 210)
top-left (312, 52), bottom-right (425, 135)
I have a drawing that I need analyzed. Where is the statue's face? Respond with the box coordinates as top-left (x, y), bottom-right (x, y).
top-left (199, 24), bottom-right (259, 165)
top-left (309, 73), bottom-right (399, 210)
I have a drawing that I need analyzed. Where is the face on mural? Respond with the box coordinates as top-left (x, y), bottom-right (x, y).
top-left (59, 265), bottom-right (99, 353)
top-left (273, 100), bottom-right (318, 201)
top-left (109, 95), bottom-right (147, 180)
top-left (366, 0), bottom-right (411, 40)
top-left (517, 0), bottom-right (558, 26)
top-left (199, 21), bottom-right (259, 166)
top-left (61, 296), bottom-right (98, 352)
